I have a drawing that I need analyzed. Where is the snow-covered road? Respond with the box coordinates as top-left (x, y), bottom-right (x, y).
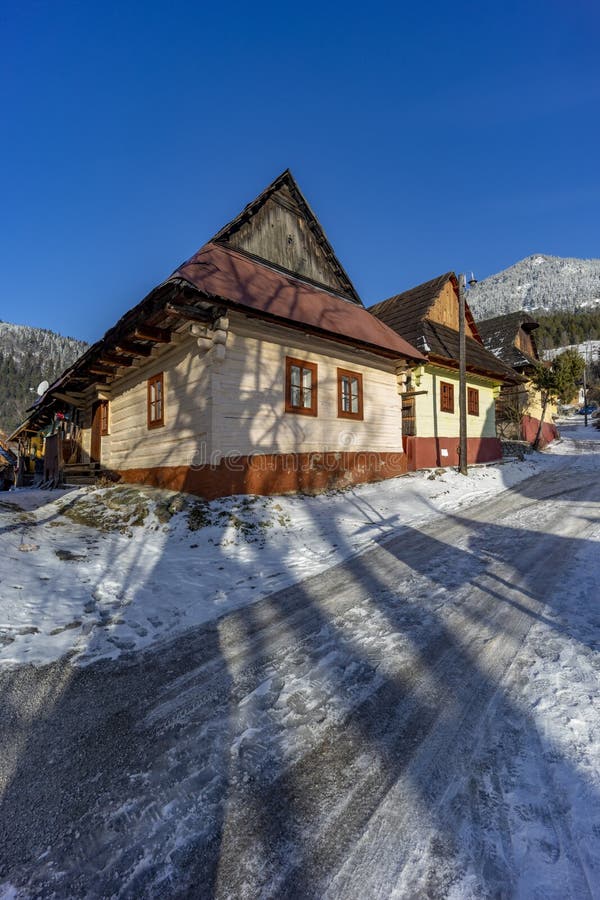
top-left (1, 426), bottom-right (600, 898)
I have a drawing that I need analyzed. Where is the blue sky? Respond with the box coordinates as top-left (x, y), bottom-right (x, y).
top-left (2, 0), bottom-right (599, 342)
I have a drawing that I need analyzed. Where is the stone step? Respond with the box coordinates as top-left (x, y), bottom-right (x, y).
top-left (63, 463), bottom-right (101, 475)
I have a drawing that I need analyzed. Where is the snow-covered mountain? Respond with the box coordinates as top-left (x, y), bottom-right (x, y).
top-left (468, 255), bottom-right (600, 320)
top-left (0, 321), bottom-right (87, 436)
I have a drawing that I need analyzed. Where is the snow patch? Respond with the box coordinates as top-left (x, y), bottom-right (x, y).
top-left (1, 440), bottom-right (593, 669)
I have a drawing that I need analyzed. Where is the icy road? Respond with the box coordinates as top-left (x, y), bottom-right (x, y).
top-left (1, 430), bottom-right (600, 898)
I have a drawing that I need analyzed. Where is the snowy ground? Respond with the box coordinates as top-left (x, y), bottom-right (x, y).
top-left (0, 450), bottom-right (559, 668)
top-left (1, 423), bottom-right (599, 898)
top-left (544, 340), bottom-right (600, 364)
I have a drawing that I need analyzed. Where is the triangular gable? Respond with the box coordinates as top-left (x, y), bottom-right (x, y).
top-left (427, 276), bottom-right (482, 343)
top-left (211, 169), bottom-right (363, 305)
top-left (477, 312), bottom-right (541, 368)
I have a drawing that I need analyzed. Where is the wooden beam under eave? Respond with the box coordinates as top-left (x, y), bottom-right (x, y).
top-left (99, 353), bottom-right (134, 367)
top-left (132, 325), bottom-right (171, 343)
top-left (51, 392), bottom-right (86, 407)
top-left (164, 303), bottom-right (214, 323)
top-left (88, 364), bottom-right (117, 376)
top-left (115, 341), bottom-right (153, 357)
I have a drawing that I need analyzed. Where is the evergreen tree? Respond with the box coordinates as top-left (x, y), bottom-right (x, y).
top-left (531, 350), bottom-right (585, 449)
top-left (0, 321), bottom-right (88, 434)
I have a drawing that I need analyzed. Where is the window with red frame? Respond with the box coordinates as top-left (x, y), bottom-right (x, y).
top-left (337, 368), bottom-right (363, 419)
top-left (440, 381), bottom-right (454, 413)
top-left (285, 357), bottom-right (318, 416)
top-left (147, 373), bottom-right (164, 428)
top-left (468, 387), bottom-right (480, 416)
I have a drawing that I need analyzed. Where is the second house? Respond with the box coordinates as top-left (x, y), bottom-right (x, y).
top-left (370, 273), bottom-right (515, 470)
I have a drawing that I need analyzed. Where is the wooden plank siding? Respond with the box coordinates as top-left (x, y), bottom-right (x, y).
top-left (428, 281), bottom-right (479, 339)
top-left (213, 314), bottom-right (403, 458)
top-left (225, 188), bottom-right (349, 298)
top-left (514, 326), bottom-right (537, 359)
top-left (100, 335), bottom-right (211, 472)
top-left (94, 312), bottom-right (405, 475)
top-left (413, 366), bottom-right (499, 440)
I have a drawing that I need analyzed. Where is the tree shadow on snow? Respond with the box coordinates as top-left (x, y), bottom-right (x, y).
top-left (1, 480), bottom-right (600, 898)
top-left (1, 336), bottom-right (600, 897)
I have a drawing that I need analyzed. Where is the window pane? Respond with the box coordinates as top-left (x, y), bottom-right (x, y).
top-left (350, 378), bottom-right (359, 413)
top-left (341, 376), bottom-right (350, 411)
top-left (302, 367), bottom-right (312, 408)
top-left (290, 365), bottom-right (302, 407)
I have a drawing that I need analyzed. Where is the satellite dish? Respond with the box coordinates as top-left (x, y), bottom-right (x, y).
top-left (37, 380), bottom-right (49, 396)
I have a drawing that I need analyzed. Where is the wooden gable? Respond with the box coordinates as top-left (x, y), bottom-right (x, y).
top-left (514, 324), bottom-right (539, 361)
top-left (427, 279), bottom-right (480, 341)
top-left (211, 170), bottom-right (362, 305)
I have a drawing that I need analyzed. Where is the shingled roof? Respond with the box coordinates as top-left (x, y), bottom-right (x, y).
top-left (369, 273), bottom-right (454, 349)
top-left (12, 173), bottom-right (425, 438)
top-left (173, 242), bottom-right (425, 361)
top-left (477, 311), bottom-right (541, 370)
top-left (370, 274), bottom-right (514, 381)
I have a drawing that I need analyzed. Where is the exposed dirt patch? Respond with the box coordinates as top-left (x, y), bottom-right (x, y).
top-left (187, 495), bottom-right (292, 544)
top-left (58, 486), bottom-right (151, 533)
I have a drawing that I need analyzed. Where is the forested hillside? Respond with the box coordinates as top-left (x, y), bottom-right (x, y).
top-left (0, 322), bottom-right (87, 435)
top-left (534, 309), bottom-right (600, 352)
top-left (468, 254), bottom-right (600, 319)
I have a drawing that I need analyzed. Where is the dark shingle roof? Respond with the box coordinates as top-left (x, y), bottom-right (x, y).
top-left (422, 320), bottom-right (516, 378)
top-left (477, 311), bottom-right (540, 370)
top-left (369, 273), bottom-right (452, 349)
top-left (370, 274), bottom-right (514, 380)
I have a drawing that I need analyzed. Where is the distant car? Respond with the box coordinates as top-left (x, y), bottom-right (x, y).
top-left (578, 405), bottom-right (597, 415)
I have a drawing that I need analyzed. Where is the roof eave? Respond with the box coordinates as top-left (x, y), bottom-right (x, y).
top-left (427, 353), bottom-right (517, 382)
top-left (179, 282), bottom-right (426, 363)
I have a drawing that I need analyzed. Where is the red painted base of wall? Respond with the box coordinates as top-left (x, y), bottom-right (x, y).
top-left (403, 436), bottom-right (502, 471)
top-left (521, 415), bottom-right (559, 449)
top-left (116, 451), bottom-right (408, 500)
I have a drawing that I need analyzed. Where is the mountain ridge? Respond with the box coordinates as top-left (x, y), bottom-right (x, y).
top-left (0, 321), bottom-right (88, 436)
top-left (468, 254), bottom-right (600, 321)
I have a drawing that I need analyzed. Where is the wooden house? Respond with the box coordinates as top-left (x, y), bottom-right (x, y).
top-left (11, 171), bottom-right (425, 497)
top-left (370, 274), bottom-right (515, 470)
top-left (477, 312), bottom-right (559, 447)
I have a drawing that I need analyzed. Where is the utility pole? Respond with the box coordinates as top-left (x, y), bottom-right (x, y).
top-left (458, 272), bottom-right (477, 476)
top-left (583, 356), bottom-right (588, 427)
top-left (458, 274), bottom-right (468, 475)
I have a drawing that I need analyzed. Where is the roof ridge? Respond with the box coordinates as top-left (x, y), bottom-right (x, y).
top-left (208, 169), bottom-right (363, 305)
top-left (371, 272), bottom-right (455, 310)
